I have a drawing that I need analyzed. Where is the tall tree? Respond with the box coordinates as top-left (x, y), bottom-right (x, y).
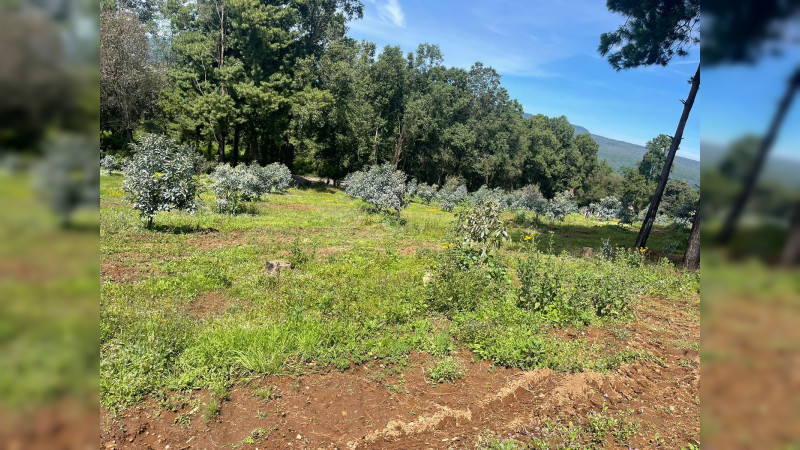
top-left (703, 0), bottom-right (800, 264)
top-left (716, 68), bottom-right (800, 244)
top-left (638, 134), bottom-right (673, 182)
top-left (599, 0), bottom-right (700, 250)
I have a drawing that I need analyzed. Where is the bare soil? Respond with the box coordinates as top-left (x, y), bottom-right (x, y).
top-left (100, 296), bottom-right (699, 449)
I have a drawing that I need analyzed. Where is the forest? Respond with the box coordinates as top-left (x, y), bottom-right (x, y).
top-left (100, 0), bottom-right (696, 218)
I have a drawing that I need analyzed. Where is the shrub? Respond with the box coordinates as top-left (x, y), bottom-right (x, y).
top-left (209, 162), bottom-right (293, 214)
top-left (344, 162), bottom-right (408, 213)
top-left (405, 178), bottom-right (418, 199)
top-left (517, 252), bottom-right (638, 323)
top-left (437, 177), bottom-right (468, 212)
top-left (455, 199), bottom-right (509, 263)
top-left (428, 357), bottom-right (465, 383)
top-left (255, 162), bottom-right (292, 194)
top-left (548, 190), bottom-right (578, 220)
top-left (101, 154), bottom-right (118, 174)
top-left (416, 182), bottom-right (438, 204)
top-left (427, 245), bottom-right (510, 316)
top-left (210, 164), bottom-right (249, 214)
top-left (33, 134), bottom-right (100, 227)
top-left (122, 134), bottom-right (202, 228)
top-left (512, 184), bottom-right (548, 216)
top-left (618, 204), bottom-right (636, 224)
top-left (595, 196), bottom-right (622, 220)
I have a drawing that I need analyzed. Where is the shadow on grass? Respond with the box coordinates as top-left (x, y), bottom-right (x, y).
top-left (292, 176), bottom-right (338, 194)
top-left (151, 223), bottom-right (219, 234)
top-left (509, 220), bottom-right (690, 261)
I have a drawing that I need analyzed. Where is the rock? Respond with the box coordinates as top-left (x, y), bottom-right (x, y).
top-left (266, 260), bottom-right (291, 276)
top-left (581, 247), bottom-right (594, 257)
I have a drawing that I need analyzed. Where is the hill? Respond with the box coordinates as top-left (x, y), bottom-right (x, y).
top-left (701, 142), bottom-right (800, 188)
top-left (523, 114), bottom-right (700, 186)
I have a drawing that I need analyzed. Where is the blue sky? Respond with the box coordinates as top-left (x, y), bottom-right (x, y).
top-left (347, 0), bottom-right (701, 160)
top-left (702, 49), bottom-right (800, 161)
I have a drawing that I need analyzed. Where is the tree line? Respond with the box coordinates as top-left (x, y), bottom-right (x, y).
top-left (100, 0), bottom-right (694, 216)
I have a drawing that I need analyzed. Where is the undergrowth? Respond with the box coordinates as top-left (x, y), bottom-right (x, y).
top-left (99, 174), bottom-right (698, 411)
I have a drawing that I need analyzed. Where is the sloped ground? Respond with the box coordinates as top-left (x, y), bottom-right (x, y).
top-left (101, 295), bottom-right (699, 449)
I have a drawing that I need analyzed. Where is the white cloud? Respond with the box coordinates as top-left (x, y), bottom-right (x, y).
top-left (376, 0), bottom-right (405, 28)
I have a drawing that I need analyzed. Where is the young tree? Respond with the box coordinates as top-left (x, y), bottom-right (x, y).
top-left (599, 0), bottom-right (700, 249)
top-left (455, 199), bottom-right (509, 264)
top-left (123, 134), bottom-right (202, 228)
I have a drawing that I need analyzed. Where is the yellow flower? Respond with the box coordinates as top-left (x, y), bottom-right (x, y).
top-left (524, 236), bottom-right (531, 241)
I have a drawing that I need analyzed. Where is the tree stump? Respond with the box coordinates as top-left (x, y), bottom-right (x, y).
top-left (265, 260), bottom-right (291, 276)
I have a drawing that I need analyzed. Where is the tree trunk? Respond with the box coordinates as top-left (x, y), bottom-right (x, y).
top-left (634, 63), bottom-right (700, 249)
top-left (146, 215), bottom-right (153, 229)
top-left (248, 132), bottom-right (257, 163)
top-left (683, 199), bottom-right (701, 270)
top-left (232, 124), bottom-right (240, 166)
top-left (780, 201), bottom-right (800, 266)
top-left (717, 67), bottom-right (800, 245)
top-left (217, 131), bottom-right (226, 163)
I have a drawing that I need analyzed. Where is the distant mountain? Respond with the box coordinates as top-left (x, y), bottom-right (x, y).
top-left (701, 142), bottom-right (800, 188)
top-left (522, 113), bottom-right (700, 186)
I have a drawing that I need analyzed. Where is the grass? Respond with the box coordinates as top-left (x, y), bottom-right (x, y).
top-left (99, 173), bottom-right (698, 411)
top-left (476, 406), bottom-right (642, 449)
top-left (0, 173), bottom-right (99, 411)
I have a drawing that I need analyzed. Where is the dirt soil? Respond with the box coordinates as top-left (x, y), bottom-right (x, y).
top-left (101, 296), bottom-right (699, 449)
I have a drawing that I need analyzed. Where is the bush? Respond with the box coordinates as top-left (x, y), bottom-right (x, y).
top-left (33, 134), bottom-right (100, 227)
top-left (428, 357), bottom-right (465, 383)
top-left (209, 162), bottom-right (293, 214)
top-left (455, 199), bottom-right (509, 263)
top-left (594, 196), bottom-right (622, 220)
top-left (517, 252), bottom-right (639, 323)
top-left (344, 162), bottom-right (408, 213)
top-left (209, 164), bottom-right (249, 214)
top-left (101, 154), bottom-right (118, 174)
top-left (427, 245), bottom-right (511, 316)
top-left (512, 184), bottom-right (548, 215)
top-left (548, 190), bottom-right (578, 220)
top-left (122, 134), bottom-right (202, 228)
top-left (255, 162), bottom-right (293, 194)
top-left (416, 182), bottom-right (438, 204)
top-left (437, 177), bottom-right (468, 212)
top-left (405, 178), bottom-right (418, 199)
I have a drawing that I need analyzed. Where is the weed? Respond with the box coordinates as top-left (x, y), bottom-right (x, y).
top-left (203, 400), bottom-right (220, 423)
top-left (428, 357), bottom-right (466, 384)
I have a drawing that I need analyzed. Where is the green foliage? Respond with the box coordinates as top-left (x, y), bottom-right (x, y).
top-left (427, 357), bottom-right (466, 383)
top-left (209, 162), bottom-right (292, 214)
top-left (101, 154), bottom-right (119, 174)
top-left (594, 195), bottom-right (622, 220)
top-left (547, 190), bottom-right (578, 220)
top-left (619, 167), bottom-right (652, 221)
top-left (512, 184), bottom-right (548, 216)
top-left (344, 162), bottom-right (409, 213)
top-left (639, 134), bottom-right (674, 182)
top-left (455, 199), bottom-right (509, 263)
top-left (99, 175), bottom-right (698, 411)
top-left (426, 245), bottom-right (510, 316)
top-left (416, 182), bottom-right (438, 203)
top-left (122, 134), bottom-right (202, 228)
top-left (437, 177), bottom-right (468, 212)
top-left (599, 0), bottom-right (700, 70)
top-left (33, 135), bottom-right (100, 227)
